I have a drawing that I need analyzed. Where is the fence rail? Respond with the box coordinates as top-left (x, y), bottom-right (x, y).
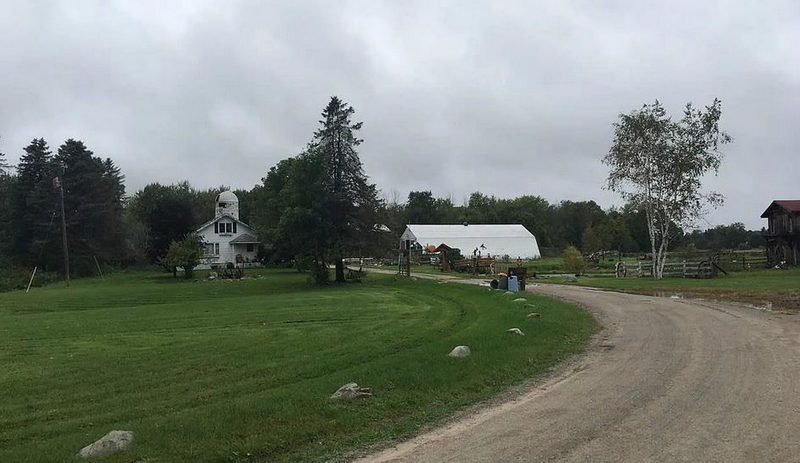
top-left (636, 260), bottom-right (716, 278)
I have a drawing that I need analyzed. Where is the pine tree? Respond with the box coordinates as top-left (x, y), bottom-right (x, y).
top-left (13, 138), bottom-right (57, 263)
top-left (311, 97), bottom-right (382, 282)
top-left (0, 138), bottom-right (15, 264)
top-left (0, 137), bottom-right (9, 174)
top-left (53, 139), bottom-right (126, 274)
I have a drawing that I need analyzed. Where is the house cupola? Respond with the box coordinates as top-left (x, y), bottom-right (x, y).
top-left (215, 191), bottom-right (239, 219)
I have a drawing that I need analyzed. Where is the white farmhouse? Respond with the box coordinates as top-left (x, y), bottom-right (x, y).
top-left (195, 191), bottom-right (260, 266)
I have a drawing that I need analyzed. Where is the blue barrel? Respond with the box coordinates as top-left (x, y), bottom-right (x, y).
top-left (508, 275), bottom-right (519, 292)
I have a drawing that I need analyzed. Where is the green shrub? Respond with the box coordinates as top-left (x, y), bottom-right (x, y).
top-left (562, 245), bottom-right (587, 275)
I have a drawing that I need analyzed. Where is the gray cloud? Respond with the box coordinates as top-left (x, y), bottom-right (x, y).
top-left (1, 0), bottom-right (798, 229)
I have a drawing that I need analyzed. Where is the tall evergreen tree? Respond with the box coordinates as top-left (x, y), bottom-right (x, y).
top-left (52, 139), bottom-right (126, 274)
top-left (0, 138), bottom-right (9, 174)
top-left (13, 138), bottom-right (57, 263)
top-left (311, 97), bottom-right (382, 282)
top-left (0, 139), bottom-right (15, 264)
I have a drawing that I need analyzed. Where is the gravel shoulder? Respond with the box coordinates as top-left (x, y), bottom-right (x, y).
top-left (356, 283), bottom-right (800, 462)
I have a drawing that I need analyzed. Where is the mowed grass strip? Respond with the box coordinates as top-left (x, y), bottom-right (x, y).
top-left (561, 268), bottom-right (800, 310)
top-left (0, 269), bottom-right (595, 462)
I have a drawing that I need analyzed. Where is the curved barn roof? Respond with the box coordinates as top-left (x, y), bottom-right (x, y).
top-left (401, 224), bottom-right (541, 259)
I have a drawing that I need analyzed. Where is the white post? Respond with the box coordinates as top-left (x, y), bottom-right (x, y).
top-left (26, 266), bottom-right (37, 294)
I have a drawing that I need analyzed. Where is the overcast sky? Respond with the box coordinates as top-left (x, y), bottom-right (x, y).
top-left (1, 1), bottom-right (798, 229)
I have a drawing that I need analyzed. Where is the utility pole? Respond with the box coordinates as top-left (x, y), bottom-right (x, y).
top-left (54, 175), bottom-right (70, 285)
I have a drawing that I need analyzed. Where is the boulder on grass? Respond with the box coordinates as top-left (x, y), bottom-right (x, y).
top-left (77, 430), bottom-right (135, 459)
top-left (513, 298), bottom-right (526, 303)
top-left (506, 328), bottom-right (525, 336)
top-left (527, 312), bottom-right (541, 318)
top-left (330, 382), bottom-right (372, 400)
top-left (448, 345), bottom-right (471, 358)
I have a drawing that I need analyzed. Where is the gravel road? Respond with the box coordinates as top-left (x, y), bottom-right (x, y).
top-left (356, 284), bottom-right (800, 462)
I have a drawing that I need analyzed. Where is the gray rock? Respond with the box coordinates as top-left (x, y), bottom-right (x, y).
top-left (527, 312), bottom-right (541, 318)
top-left (448, 345), bottom-right (471, 358)
top-left (513, 298), bottom-right (526, 302)
top-left (507, 328), bottom-right (525, 336)
top-left (330, 382), bottom-right (372, 400)
top-left (77, 430), bottom-right (135, 459)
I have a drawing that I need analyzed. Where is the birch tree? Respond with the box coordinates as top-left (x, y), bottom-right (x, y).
top-left (603, 99), bottom-right (730, 279)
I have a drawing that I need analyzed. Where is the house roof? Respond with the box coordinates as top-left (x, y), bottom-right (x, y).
top-left (760, 200), bottom-right (800, 218)
top-left (195, 213), bottom-right (254, 233)
top-left (229, 233), bottom-right (260, 244)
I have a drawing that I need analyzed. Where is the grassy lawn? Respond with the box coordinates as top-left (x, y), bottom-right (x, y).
top-left (0, 269), bottom-right (595, 463)
top-left (559, 268), bottom-right (800, 310)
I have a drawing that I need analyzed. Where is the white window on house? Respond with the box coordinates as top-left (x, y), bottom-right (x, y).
top-left (216, 221), bottom-right (233, 234)
top-left (215, 243), bottom-right (220, 255)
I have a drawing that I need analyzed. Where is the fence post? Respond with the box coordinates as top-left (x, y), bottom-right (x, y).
top-left (683, 260), bottom-right (687, 278)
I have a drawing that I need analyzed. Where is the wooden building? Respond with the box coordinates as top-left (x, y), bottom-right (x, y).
top-left (761, 200), bottom-right (800, 266)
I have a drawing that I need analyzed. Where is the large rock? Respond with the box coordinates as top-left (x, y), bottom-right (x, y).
top-left (506, 328), bottom-right (525, 336)
top-left (330, 382), bottom-right (372, 400)
top-left (448, 345), bottom-right (471, 358)
top-left (77, 430), bottom-right (135, 459)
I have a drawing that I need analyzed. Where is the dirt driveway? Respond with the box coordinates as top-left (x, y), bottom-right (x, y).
top-left (356, 284), bottom-right (800, 462)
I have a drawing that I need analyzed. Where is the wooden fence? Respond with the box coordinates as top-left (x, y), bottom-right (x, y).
top-left (636, 260), bottom-right (716, 278)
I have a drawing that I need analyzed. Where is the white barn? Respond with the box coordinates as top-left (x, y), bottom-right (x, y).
top-left (195, 191), bottom-right (260, 266)
top-left (400, 224), bottom-right (541, 259)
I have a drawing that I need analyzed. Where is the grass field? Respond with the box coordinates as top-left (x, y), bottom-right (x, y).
top-left (560, 268), bottom-right (800, 310)
top-left (0, 269), bottom-right (595, 462)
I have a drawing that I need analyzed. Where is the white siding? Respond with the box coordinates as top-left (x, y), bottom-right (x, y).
top-left (196, 217), bottom-right (259, 265)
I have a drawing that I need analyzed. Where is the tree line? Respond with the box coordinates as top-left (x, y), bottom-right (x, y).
top-left (0, 97), bottom-right (761, 287)
top-left (0, 138), bottom-right (125, 279)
